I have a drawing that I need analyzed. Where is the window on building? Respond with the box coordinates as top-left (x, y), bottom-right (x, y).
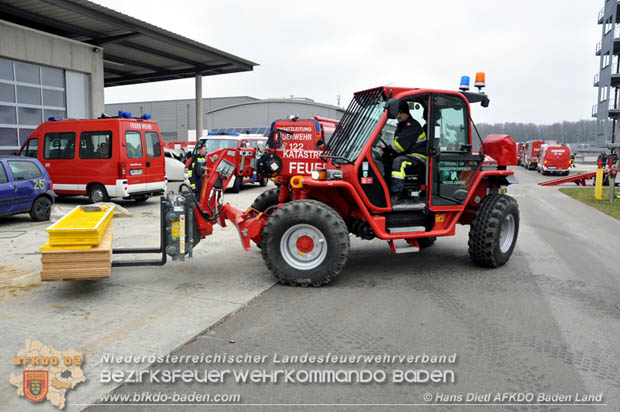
top-left (0, 127), bottom-right (18, 147)
top-left (0, 59), bottom-right (13, 81)
top-left (601, 87), bottom-right (609, 102)
top-left (606, 17), bottom-right (614, 34)
top-left (18, 107), bottom-right (42, 126)
top-left (0, 83), bottom-right (15, 102)
top-left (80, 131), bottom-right (112, 159)
top-left (603, 53), bottom-right (611, 68)
top-left (125, 131), bottom-right (143, 159)
top-left (0, 105), bottom-right (16, 124)
top-left (145, 132), bottom-right (162, 158)
top-left (0, 58), bottom-right (81, 153)
top-left (16, 86), bottom-right (41, 105)
top-left (44, 132), bottom-right (75, 159)
top-left (8, 160), bottom-right (42, 180)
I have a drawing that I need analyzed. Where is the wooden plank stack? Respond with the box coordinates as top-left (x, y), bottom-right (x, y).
top-left (40, 221), bottom-right (113, 281)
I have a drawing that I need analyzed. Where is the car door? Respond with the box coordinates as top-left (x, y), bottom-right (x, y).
top-left (429, 93), bottom-right (483, 207)
top-left (0, 161), bottom-right (15, 214)
top-left (6, 159), bottom-right (44, 212)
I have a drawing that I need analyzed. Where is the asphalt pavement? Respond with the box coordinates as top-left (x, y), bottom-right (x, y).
top-left (88, 167), bottom-right (620, 412)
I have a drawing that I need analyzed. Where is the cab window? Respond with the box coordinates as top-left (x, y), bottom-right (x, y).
top-left (8, 160), bottom-right (42, 180)
top-left (433, 94), bottom-right (469, 152)
top-left (144, 132), bottom-right (162, 158)
top-left (125, 131), bottom-right (143, 159)
top-left (80, 131), bottom-right (112, 159)
top-left (44, 132), bottom-right (75, 159)
top-left (0, 163), bottom-right (7, 184)
top-left (21, 138), bottom-right (38, 158)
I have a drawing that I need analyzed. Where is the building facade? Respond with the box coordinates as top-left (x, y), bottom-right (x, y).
top-left (0, 20), bottom-right (103, 153)
top-left (594, 0), bottom-right (620, 145)
top-left (105, 97), bottom-right (345, 141)
top-left (0, 0), bottom-right (256, 155)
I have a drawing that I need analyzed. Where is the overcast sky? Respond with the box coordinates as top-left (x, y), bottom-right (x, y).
top-left (98, 0), bottom-right (601, 125)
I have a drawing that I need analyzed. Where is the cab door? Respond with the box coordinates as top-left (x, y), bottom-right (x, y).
top-left (429, 93), bottom-right (483, 207)
top-left (0, 161), bottom-right (14, 214)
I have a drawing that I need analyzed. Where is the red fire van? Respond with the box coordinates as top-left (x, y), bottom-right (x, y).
top-left (18, 113), bottom-right (167, 203)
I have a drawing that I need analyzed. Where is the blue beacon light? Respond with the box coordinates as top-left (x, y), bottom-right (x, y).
top-left (459, 76), bottom-right (470, 92)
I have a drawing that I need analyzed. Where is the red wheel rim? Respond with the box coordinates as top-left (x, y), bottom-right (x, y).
top-left (296, 235), bottom-right (314, 254)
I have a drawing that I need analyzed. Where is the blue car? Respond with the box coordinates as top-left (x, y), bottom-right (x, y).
top-left (0, 156), bottom-right (54, 221)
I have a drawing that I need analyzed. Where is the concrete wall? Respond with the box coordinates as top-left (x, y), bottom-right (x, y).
top-left (0, 20), bottom-right (104, 117)
top-left (106, 98), bottom-right (344, 141)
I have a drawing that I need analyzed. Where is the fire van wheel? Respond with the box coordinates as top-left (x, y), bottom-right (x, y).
top-left (259, 177), bottom-right (269, 187)
top-left (468, 195), bottom-right (519, 268)
top-left (230, 176), bottom-right (241, 193)
top-left (261, 200), bottom-right (350, 287)
top-left (88, 184), bottom-right (109, 203)
top-left (30, 196), bottom-right (52, 221)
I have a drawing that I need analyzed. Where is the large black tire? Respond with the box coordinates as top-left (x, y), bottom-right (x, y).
top-left (230, 176), bottom-right (242, 193)
top-left (251, 188), bottom-right (281, 213)
top-left (261, 199), bottom-right (350, 287)
top-left (417, 237), bottom-right (436, 249)
top-left (259, 177), bottom-right (269, 187)
top-left (468, 195), bottom-right (519, 268)
top-left (88, 184), bottom-right (109, 203)
top-left (251, 188), bottom-right (291, 249)
top-left (30, 196), bottom-right (52, 221)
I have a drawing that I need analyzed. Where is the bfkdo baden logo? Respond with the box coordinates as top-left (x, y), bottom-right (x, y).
top-left (23, 370), bottom-right (49, 402)
top-left (10, 339), bottom-right (86, 409)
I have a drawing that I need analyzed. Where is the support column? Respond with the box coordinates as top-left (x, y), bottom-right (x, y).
top-left (195, 74), bottom-right (203, 140)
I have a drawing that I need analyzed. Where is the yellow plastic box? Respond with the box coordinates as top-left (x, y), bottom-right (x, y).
top-left (46, 205), bottom-right (115, 246)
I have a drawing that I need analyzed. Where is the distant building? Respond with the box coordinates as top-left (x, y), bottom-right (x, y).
top-left (593, 1), bottom-right (620, 145)
top-left (105, 97), bottom-right (345, 141)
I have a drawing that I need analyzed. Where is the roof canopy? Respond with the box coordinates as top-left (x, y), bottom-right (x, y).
top-left (0, 0), bottom-right (258, 86)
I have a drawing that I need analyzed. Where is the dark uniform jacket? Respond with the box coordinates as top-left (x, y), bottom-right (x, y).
top-left (190, 155), bottom-right (206, 189)
top-left (390, 118), bottom-right (427, 158)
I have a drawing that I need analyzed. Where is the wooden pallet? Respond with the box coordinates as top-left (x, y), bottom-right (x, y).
top-left (40, 222), bottom-right (113, 281)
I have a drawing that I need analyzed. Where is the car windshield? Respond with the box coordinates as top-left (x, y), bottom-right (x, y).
top-left (204, 139), bottom-right (239, 152)
top-left (324, 88), bottom-right (385, 163)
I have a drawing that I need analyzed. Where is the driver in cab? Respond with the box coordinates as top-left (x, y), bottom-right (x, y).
top-left (382, 100), bottom-right (428, 203)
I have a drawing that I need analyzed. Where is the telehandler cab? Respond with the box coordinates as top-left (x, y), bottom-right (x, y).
top-left (117, 78), bottom-right (520, 287)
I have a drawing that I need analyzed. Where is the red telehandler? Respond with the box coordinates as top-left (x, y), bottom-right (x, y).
top-left (112, 80), bottom-right (520, 287)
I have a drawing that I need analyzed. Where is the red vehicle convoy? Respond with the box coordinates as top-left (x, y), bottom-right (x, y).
top-left (537, 145), bottom-right (571, 176)
top-left (524, 140), bottom-right (544, 170)
top-left (18, 113), bottom-right (167, 203)
top-left (516, 142), bottom-right (524, 166)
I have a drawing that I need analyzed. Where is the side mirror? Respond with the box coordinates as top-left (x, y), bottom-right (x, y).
top-left (386, 98), bottom-right (399, 119)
